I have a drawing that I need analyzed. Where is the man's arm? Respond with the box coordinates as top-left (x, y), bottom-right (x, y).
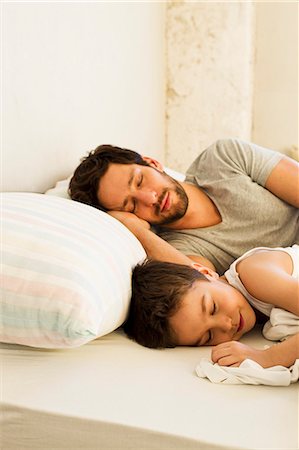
top-left (108, 211), bottom-right (215, 268)
top-left (187, 254), bottom-right (216, 270)
top-left (265, 156), bottom-right (299, 208)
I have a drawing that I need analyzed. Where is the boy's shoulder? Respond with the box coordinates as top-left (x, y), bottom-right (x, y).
top-left (236, 248), bottom-right (295, 312)
top-left (237, 248), bottom-right (293, 277)
top-left (236, 250), bottom-right (270, 297)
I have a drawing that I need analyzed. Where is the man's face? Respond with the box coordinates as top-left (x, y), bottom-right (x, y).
top-left (97, 162), bottom-right (188, 225)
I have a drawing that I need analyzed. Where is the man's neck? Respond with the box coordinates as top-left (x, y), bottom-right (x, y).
top-left (163, 182), bottom-right (222, 230)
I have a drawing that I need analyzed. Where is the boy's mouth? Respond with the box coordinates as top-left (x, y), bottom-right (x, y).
top-left (237, 313), bottom-right (244, 332)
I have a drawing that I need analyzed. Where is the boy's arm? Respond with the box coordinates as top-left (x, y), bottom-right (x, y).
top-left (266, 334), bottom-right (299, 367)
top-left (212, 333), bottom-right (299, 368)
top-left (236, 249), bottom-right (299, 316)
top-left (108, 211), bottom-right (215, 267)
top-left (213, 247), bottom-right (299, 368)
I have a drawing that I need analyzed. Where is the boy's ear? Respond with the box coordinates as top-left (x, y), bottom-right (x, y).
top-left (192, 263), bottom-right (219, 280)
top-left (142, 156), bottom-right (164, 172)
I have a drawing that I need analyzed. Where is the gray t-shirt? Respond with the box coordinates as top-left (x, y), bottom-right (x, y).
top-left (158, 139), bottom-right (299, 274)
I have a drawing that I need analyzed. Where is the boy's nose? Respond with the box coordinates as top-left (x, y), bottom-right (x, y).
top-left (216, 315), bottom-right (234, 333)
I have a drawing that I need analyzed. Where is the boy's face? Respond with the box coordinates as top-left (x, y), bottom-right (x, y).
top-left (97, 162), bottom-right (188, 225)
top-left (169, 277), bottom-right (256, 347)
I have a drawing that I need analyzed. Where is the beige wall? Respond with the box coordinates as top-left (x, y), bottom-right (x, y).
top-left (165, 1), bottom-right (298, 172)
top-left (166, 1), bottom-right (255, 172)
top-left (252, 1), bottom-right (298, 160)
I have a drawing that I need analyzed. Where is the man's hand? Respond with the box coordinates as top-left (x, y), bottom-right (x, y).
top-left (108, 211), bottom-right (194, 266)
top-left (211, 341), bottom-right (274, 368)
top-left (108, 211), bottom-right (150, 231)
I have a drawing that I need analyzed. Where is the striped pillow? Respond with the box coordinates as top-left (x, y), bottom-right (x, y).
top-left (1, 193), bottom-right (146, 348)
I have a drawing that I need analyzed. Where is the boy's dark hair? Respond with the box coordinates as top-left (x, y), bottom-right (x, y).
top-left (69, 144), bottom-right (150, 210)
top-left (123, 259), bottom-right (208, 349)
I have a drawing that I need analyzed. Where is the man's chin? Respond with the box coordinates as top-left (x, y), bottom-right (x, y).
top-left (153, 210), bottom-right (186, 227)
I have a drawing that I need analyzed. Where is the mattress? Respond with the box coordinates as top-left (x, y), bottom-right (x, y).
top-left (1, 327), bottom-right (298, 450)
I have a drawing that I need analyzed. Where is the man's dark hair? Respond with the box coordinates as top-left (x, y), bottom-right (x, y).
top-left (69, 144), bottom-right (150, 210)
top-left (123, 259), bottom-right (208, 349)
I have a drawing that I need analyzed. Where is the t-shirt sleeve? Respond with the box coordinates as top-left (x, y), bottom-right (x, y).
top-left (186, 138), bottom-right (283, 187)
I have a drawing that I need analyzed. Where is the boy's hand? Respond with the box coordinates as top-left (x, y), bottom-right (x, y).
top-left (211, 341), bottom-right (273, 368)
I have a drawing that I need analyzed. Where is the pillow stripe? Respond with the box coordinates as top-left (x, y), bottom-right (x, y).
top-left (1, 329), bottom-right (96, 347)
top-left (1, 193), bottom-right (146, 348)
top-left (2, 252), bottom-right (107, 305)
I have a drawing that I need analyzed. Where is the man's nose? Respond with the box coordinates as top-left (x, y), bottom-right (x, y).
top-left (135, 190), bottom-right (158, 206)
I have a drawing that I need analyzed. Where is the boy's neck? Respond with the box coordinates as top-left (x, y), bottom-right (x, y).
top-left (219, 275), bottom-right (228, 282)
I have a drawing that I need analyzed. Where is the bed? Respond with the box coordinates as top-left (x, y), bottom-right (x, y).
top-left (2, 327), bottom-right (298, 450)
top-left (1, 170), bottom-right (298, 450)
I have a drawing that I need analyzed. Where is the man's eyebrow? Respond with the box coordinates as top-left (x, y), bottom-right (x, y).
top-left (122, 170), bottom-right (135, 209)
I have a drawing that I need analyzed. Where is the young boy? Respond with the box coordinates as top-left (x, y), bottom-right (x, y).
top-left (124, 245), bottom-right (299, 369)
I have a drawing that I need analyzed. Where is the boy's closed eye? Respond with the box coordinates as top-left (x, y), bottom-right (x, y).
top-left (206, 300), bottom-right (216, 344)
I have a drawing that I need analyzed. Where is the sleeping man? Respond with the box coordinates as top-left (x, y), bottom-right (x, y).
top-left (69, 138), bottom-right (299, 273)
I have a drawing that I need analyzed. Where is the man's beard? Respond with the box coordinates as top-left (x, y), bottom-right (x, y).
top-left (152, 175), bottom-right (189, 226)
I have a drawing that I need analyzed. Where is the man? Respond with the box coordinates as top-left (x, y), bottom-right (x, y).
top-left (69, 138), bottom-right (299, 274)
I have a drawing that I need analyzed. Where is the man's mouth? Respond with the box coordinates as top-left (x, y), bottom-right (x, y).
top-left (237, 313), bottom-right (244, 332)
top-left (160, 192), bottom-right (171, 213)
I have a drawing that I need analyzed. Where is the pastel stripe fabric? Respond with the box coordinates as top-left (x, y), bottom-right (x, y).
top-left (1, 193), bottom-right (146, 348)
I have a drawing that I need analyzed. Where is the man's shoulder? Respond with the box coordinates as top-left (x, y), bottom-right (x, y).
top-left (186, 138), bottom-right (248, 180)
top-left (204, 138), bottom-right (254, 163)
top-left (190, 138), bottom-right (249, 165)
top-left (194, 138), bottom-right (276, 162)
top-left (187, 138), bottom-right (281, 183)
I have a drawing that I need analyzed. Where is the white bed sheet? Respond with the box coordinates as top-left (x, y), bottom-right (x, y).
top-left (1, 327), bottom-right (298, 450)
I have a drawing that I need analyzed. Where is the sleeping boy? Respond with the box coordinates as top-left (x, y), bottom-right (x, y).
top-left (124, 245), bottom-right (299, 369)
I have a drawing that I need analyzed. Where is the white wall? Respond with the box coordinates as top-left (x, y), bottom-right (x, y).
top-left (1, 2), bottom-right (165, 193)
top-left (252, 1), bottom-right (298, 157)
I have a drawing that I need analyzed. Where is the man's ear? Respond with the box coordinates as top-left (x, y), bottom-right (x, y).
top-left (142, 156), bottom-right (164, 172)
top-left (192, 263), bottom-right (219, 280)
